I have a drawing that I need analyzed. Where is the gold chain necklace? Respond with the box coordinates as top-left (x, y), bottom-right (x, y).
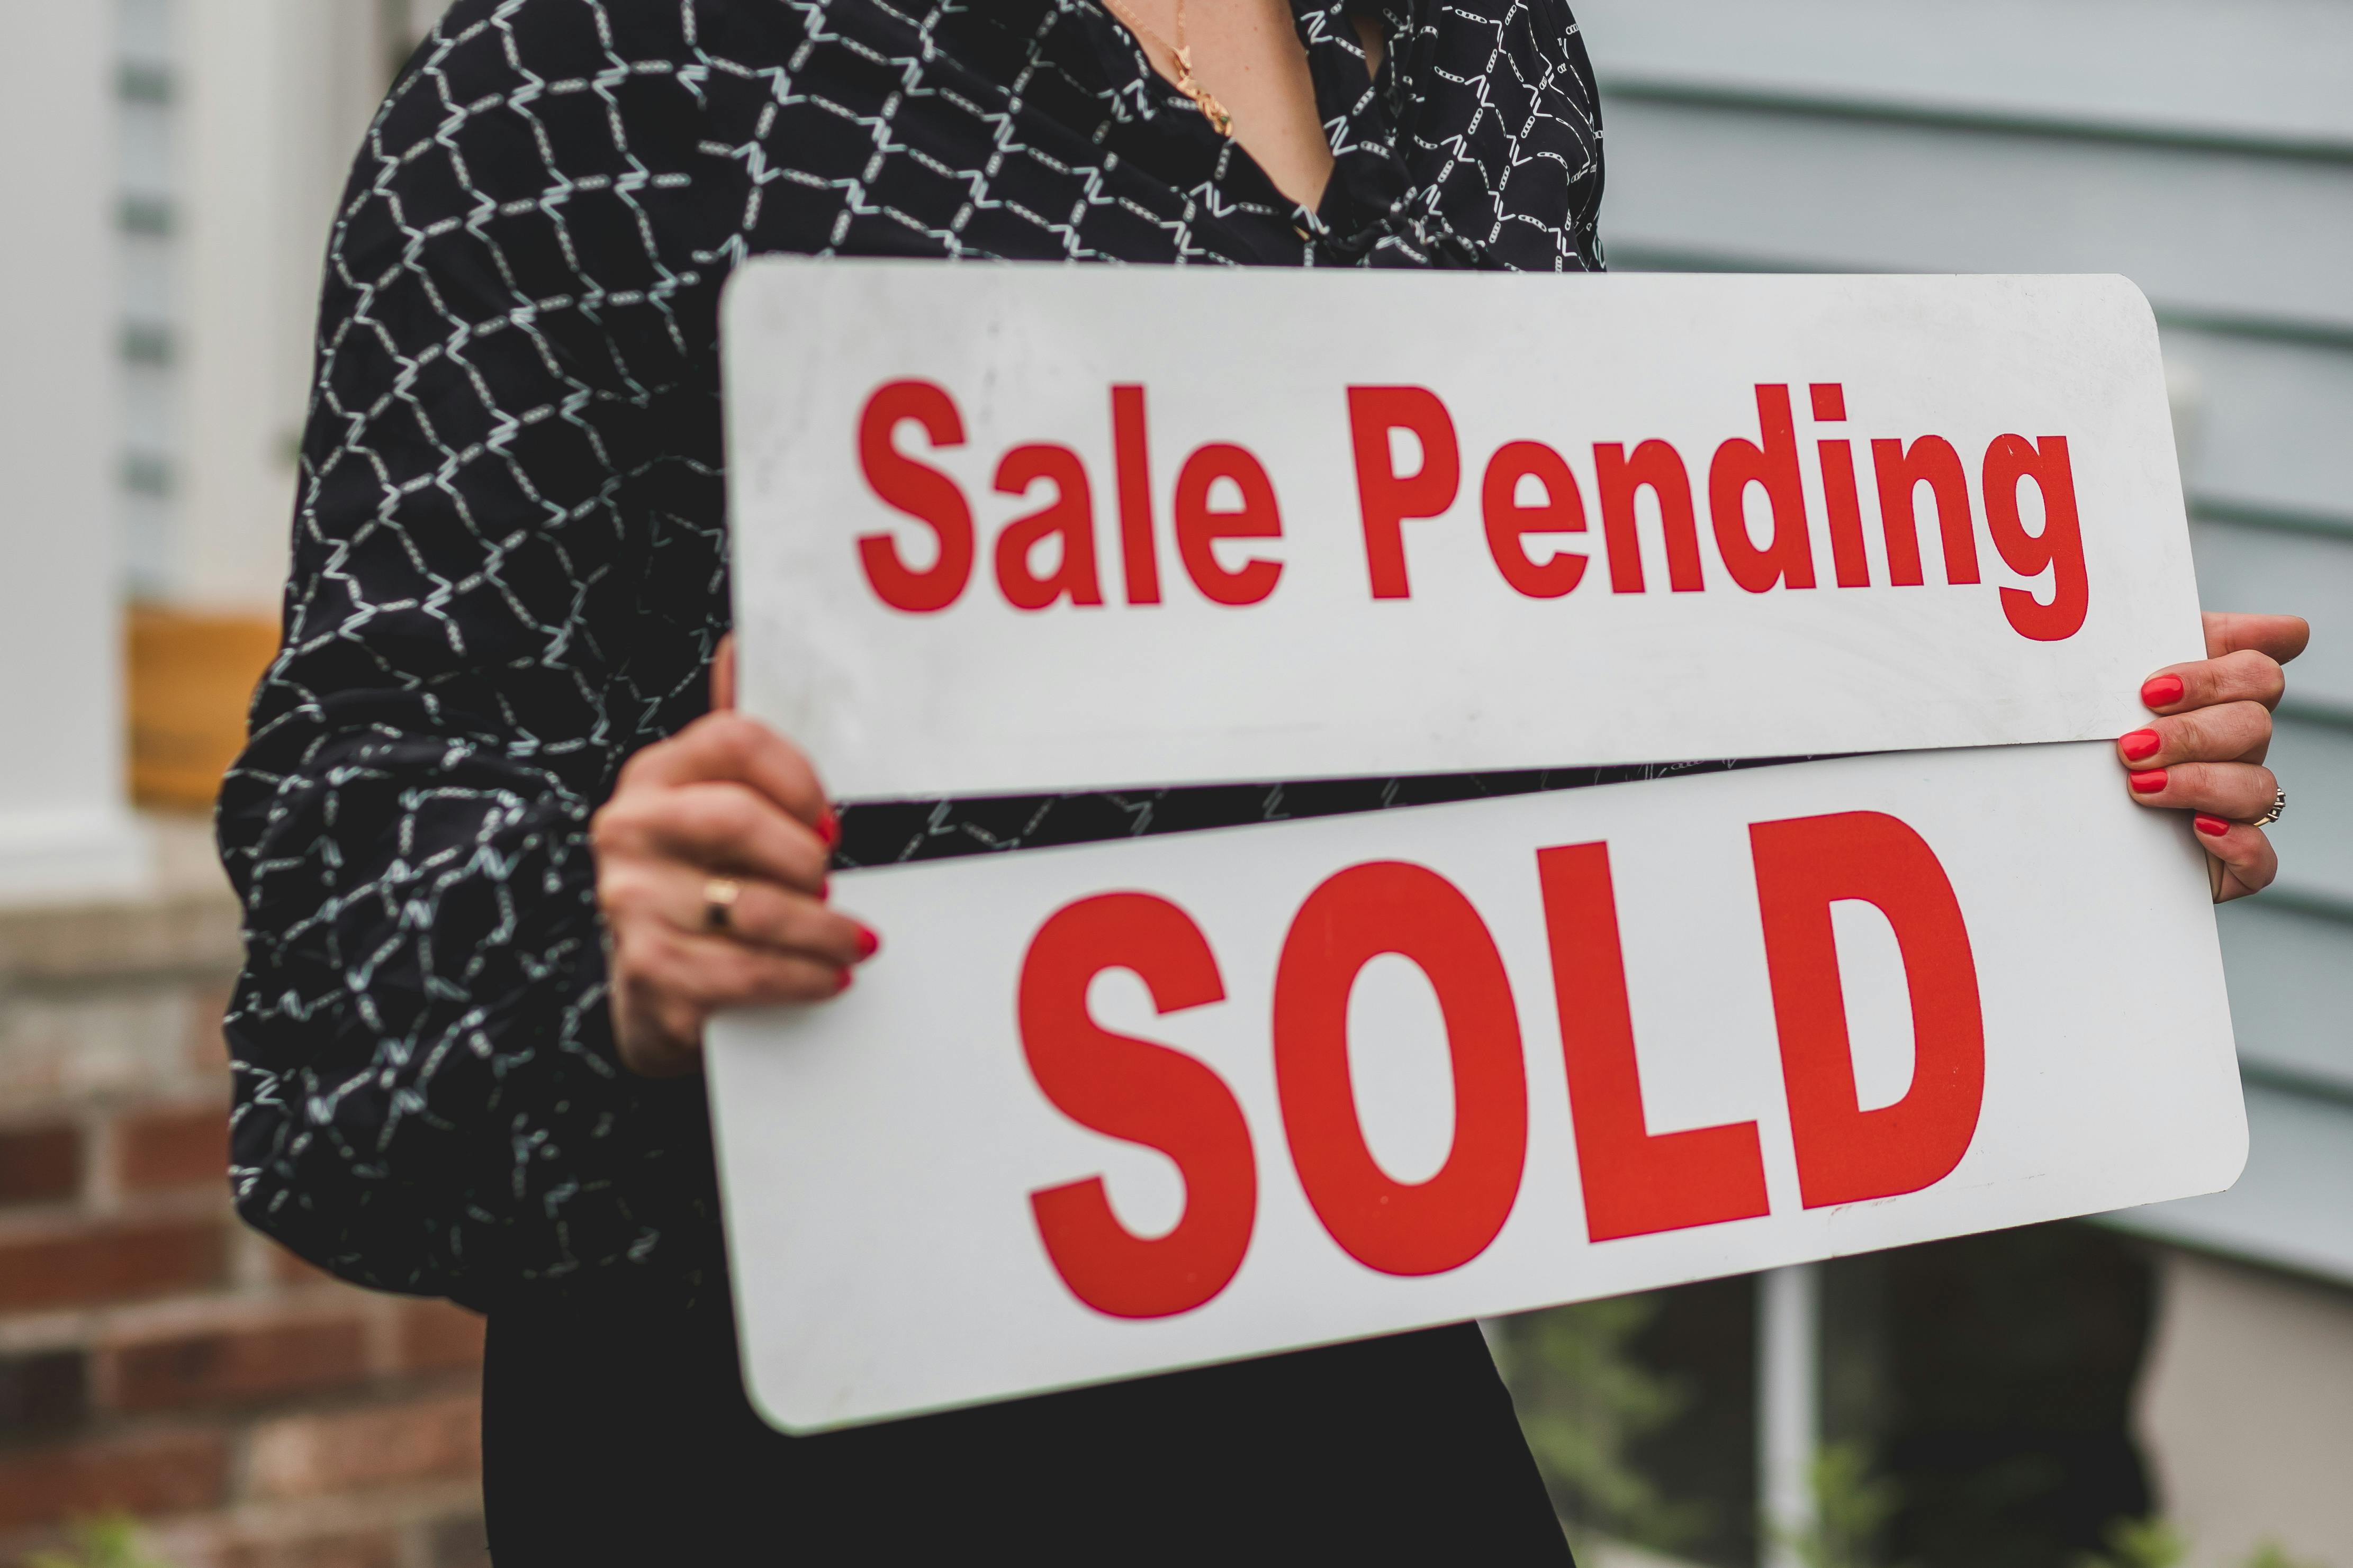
top-left (1101, 0), bottom-right (1236, 138)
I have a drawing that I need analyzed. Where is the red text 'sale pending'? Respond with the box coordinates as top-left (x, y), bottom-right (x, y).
top-left (857, 377), bottom-right (2093, 643)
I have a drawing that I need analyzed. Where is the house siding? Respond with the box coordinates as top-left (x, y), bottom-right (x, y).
top-left (1575, 0), bottom-right (2353, 1282)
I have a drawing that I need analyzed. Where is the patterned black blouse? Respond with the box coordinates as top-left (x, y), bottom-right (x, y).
top-left (219, 0), bottom-right (1612, 1312)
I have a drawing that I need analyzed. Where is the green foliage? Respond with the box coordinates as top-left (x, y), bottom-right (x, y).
top-left (1495, 1295), bottom-right (1708, 1553)
top-left (2073, 1516), bottom-right (2188, 1568)
top-left (1779, 1442), bottom-right (1908, 1568)
top-left (2239, 1543), bottom-right (2323, 1568)
top-left (2075, 1517), bottom-right (2331, 1568)
top-left (20, 1517), bottom-right (176, 1568)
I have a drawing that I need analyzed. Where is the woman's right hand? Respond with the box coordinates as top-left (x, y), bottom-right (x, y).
top-left (590, 646), bottom-right (876, 1078)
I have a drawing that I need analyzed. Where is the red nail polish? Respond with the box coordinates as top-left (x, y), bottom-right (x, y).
top-left (818, 875), bottom-right (831, 902)
top-left (2141, 674), bottom-right (2185, 709)
top-left (2120, 729), bottom-right (2161, 762)
top-left (2195, 814), bottom-right (2230, 838)
top-left (2129, 769), bottom-right (2168, 794)
top-left (818, 808), bottom-right (841, 849)
top-left (854, 923), bottom-right (881, 960)
top-left (835, 968), bottom-right (856, 994)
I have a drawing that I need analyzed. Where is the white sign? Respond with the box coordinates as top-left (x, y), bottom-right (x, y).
top-left (707, 741), bottom-right (2241, 1433)
top-left (724, 264), bottom-right (2203, 799)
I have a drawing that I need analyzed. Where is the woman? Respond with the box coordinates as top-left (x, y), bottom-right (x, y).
top-left (219, 0), bottom-right (2304, 1559)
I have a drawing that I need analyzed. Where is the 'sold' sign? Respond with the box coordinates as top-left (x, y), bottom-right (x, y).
top-left (706, 744), bottom-right (2241, 1432)
top-left (723, 264), bottom-right (2202, 798)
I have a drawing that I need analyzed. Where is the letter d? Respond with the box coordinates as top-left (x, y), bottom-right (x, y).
top-left (1750, 811), bottom-right (1986, 1207)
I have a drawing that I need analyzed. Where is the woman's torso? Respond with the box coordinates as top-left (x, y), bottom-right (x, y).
top-left (223, 0), bottom-right (1607, 1307)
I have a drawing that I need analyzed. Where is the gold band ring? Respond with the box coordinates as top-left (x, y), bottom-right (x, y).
top-left (2254, 787), bottom-right (2287, 829)
top-left (704, 875), bottom-right (743, 933)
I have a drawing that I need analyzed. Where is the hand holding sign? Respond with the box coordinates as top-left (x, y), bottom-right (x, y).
top-left (591, 644), bottom-right (873, 1078)
top-left (2120, 611), bottom-right (2307, 901)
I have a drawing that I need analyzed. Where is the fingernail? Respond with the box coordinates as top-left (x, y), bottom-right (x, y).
top-left (818, 808), bottom-right (841, 849)
top-left (835, 968), bottom-right (856, 994)
top-left (2195, 814), bottom-right (2230, 838)
top-left (2129, 769), bottom-right (2168, 795)
top-left (2120, 729), bottom-right (2162, 762)
top-left (854, 922), bottom-right (881, 960)
top-left (2142, 674), bottom-right (2185, 709)
top-left (818, 875), bottom-right (832, 902)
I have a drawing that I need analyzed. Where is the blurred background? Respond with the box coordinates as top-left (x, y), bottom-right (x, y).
top-left (0, 2), bottom-right (2343, 1564)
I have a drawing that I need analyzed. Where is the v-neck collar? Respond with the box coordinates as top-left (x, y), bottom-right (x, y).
top-left (1071, 0), bottom-right (1453, 264)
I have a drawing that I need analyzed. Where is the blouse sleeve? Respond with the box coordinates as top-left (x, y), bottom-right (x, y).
top-left (216, 1), bottom-right (751, 1308)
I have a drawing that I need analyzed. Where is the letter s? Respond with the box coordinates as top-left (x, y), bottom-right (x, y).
top-left (1020, 893), bottom-right (1257, 1319)
top-left (856, 379), bottom-right (975, 613)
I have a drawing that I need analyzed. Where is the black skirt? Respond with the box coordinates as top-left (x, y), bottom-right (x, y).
top-left (482, 1280), bottom-right (1574, 1563)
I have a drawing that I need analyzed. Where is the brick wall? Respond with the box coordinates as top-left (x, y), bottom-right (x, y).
top-left (0, 831), bottom-right (488, 1567)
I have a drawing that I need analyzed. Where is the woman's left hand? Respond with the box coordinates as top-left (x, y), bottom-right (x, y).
top-left (2118, 611), bottom-right (2310, 902)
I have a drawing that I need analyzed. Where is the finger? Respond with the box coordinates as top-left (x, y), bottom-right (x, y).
top-left (618, 782), bottom-right (830, 892)
top-left (2115, 699), bottom-right (2273, 768)
top-left (2193, 815), bottom-right (2278, 903)
top-left (2124, 760), bottom-right (2280, 820)
top-left (617, 711), bottom-right (833, 838)
top-left (2138, 650), bottom-right (2286, 715)
top-left (712, 633), bottom-right (737, 713)
top-left (608, 975), bottom-right (709, 1081)
top-left (596, 782), bottom-right (828, 892)
top-left (612, 863), bottom-right (877, 966)
top-left (2202, 611), bottom-right (2310, 667)
top-left (717, 889), bottom-right (879, 967)
top-left (631, 926), bottom-right (854, 1011)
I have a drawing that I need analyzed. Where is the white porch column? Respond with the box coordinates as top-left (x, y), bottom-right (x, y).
top-left (176, 0), bottom-right (383, 613)
top-left (1758, 1263), bottom-right (1821, 1568)
top-left (0, 0), bottom-right (147, 903)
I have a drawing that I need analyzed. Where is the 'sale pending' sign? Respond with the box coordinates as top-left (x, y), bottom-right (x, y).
top-left (705, 744), bottom-right (2242, 1433)
top-left (721, 263), bottom-right (2204, 799)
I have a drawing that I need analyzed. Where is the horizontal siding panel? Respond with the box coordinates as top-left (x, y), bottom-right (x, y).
top-left (2164, 327), bottom-right (2353, 532)
top-left (1575, 0), bottom-right (2353, 152)
top-left (2217, 901), bottom-right (2353, 1095)
top-left (2189, 522), bottom-right (2353, 718)
top-left (2107, 1082), bottom-right (2353, 1286)
top-left (2264, 717), bottom-right (2353, 908)
top-left (1599, 96), bottom-right (2353, 333)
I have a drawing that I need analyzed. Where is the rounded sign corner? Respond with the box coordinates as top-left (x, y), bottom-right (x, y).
top-left (2206, 1102), bottom-right (2253, 1196)
top-left (739, 1364), bottom-right (839, 1439)
top-left (2087, 272), bottom-right (2162, 344)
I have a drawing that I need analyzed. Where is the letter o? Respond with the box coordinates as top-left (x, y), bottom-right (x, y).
top-left (1272, 862), bottom-right (1529, 1276)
